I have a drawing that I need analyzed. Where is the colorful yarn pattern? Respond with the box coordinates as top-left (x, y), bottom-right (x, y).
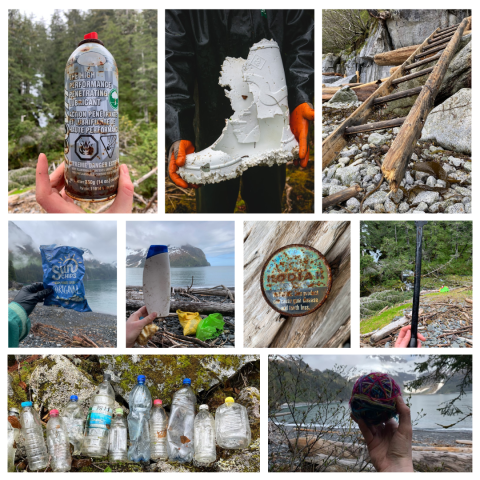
top-left (349, 372), bottom-right (402, 426)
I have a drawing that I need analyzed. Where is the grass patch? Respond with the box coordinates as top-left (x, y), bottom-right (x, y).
top-left (9, 187), bottom-right (33, 196)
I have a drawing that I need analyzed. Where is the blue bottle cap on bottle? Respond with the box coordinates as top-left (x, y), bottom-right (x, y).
top-left (183, 378), bottom-right (191, 385)
top-left (146, 245), bottom-right (168, 259)
top-left (21, 401), bottom-right (33, 408)
top-left (70, 395), bottom-right (78, 401)
top-left (138, 375), bottom-right (146, 384)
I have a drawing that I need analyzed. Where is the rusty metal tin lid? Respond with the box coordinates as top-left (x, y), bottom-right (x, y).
top-left (260, 244), bottom-right (332, 317)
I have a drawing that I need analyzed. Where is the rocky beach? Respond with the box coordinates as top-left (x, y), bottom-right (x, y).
top-left (8, 290), bottom-right (117, 348)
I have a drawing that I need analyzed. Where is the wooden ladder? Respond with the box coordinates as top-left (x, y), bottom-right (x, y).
top-left (322, 16), bottom-right (471, 194)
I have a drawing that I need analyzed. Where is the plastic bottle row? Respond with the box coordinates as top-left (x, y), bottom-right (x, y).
top-left (9, 374), bottom-right (251, 472)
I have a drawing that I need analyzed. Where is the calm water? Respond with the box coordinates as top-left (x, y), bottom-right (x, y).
top-left (84, 279), bottom-right (117, 315)
top-left (275, 392), bottom-right (472, 432)
top-left (126, 266), bottom-right (235, 288)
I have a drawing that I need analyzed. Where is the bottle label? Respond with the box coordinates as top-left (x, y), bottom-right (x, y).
top-left (86, 405), bottom-right (113, 430)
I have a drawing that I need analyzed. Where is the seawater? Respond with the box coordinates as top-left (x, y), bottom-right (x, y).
top-left (274, 392), bottom-right (472, 432)
top-left (126, 266), bottom-right (234, 288)
top-left (84, 278), bottom-right (117, 315)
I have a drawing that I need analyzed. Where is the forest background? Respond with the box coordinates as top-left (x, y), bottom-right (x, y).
top-left (8, 9), bottom-right (157, 202)
top-left (360, 221), bottom-right (472, 297)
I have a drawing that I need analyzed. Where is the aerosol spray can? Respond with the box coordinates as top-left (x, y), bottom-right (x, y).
top-left (64, 32), bottom-right (119, 202)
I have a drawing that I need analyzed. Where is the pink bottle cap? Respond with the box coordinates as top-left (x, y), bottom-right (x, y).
top-left (50, 409), bottom-right (59, 416)
top-left (154, 399), bottom-right (162, 405)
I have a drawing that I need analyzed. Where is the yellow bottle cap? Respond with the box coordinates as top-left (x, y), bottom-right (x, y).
top-left (225, 397), bottom-right (234, 403)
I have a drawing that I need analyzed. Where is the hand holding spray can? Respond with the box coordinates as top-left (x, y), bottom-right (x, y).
top-left (64, 32), bottom-right (119, 202)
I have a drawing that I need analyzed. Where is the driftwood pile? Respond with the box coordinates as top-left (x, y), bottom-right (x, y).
top-left (126, 285), bottom-right (235, 349)
top-left (30, 323), bottom-right (111, 348)
top-left (293, 437), bottom-right (472, 472)
top-left (361, 296), bottom-right (473, 348)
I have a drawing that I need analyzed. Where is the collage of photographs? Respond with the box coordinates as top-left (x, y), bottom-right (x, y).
top-left (5, 5), bottom-right (474, 476)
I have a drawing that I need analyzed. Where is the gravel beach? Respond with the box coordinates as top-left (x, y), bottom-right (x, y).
top-left (9, 290), bottom-right (117, 348)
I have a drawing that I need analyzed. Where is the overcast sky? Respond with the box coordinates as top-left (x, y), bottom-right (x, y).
top-left (126, 221), bottom-right (235, 266)
top-left (300, 355), bottom-right (427, 375)
top-left (13, 221), bottom-right (117, 263)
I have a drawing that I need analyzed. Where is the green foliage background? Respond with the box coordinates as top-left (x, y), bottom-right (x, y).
top-left (8, 9), bottom-right (157, 198)
top-left (360, 221), bottom-right (472, 296)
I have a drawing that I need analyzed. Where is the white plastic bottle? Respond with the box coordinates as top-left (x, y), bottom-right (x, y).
top-left (46, 409), bottom-right (71, 472)
top-left (149, 399), bottom-right (169, 461)
top-left (194, 404), bottom-right (216, 465)
top-left (62, 395), bottom-right (84, 455)
top-left (82, 373), bottom-right (115, 457)
top-left (20, 401), bottom-right (49, 471)
top-left (109, 408), bottom-right (128, 462)
top-left (167, 378), bottom-right (196, 463)
top-left (143, 245), bottom-right (171, 317)
top-left (215, 397), bottom-right (251, 449)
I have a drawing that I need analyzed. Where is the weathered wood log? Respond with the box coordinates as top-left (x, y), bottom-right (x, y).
top-left (360, 328), bottom-right (379, 338)
top-left (382, 17), bottom-right (470, 192)
top-left (244, 221), bottom-right (350, 348)
top-left (322, 30), bottom-right (432, 169)
top-left (304, 454), bottom-right (375, 472)
top-left (392, 67), bottom-right (434, 85)
top-left (455, 440), bottom-right (473, 445)
top-left (373, 86), bottom-right (423, 105)
top-left (345, 117), bottom-right (406, 135)
top-left (415, 45), bottom-right (446, 60)
top-left (404, 51), bottom-right (443, 72)
top-left (412, 450), bottom-right (472, 472)
top-left (429, 31), bottom-right (455, 44)
top-left (434, 23), bottom-right (460, 35)
top-left (370, 316), bottom-right (409, 343)
top-left (374, 45), bottom-right (417, 66)
top-left (126, 299), bottom-right (234, 314)
top-left (465, 298), bottom-right (473, 304)
top-left (322, 72), bottom-right (344, 77)
top-left (322, 185), bottom-right (363, 209)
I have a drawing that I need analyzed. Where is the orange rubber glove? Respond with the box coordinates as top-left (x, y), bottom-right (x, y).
top-left (290, 103), bottom-right (314, 168)
top-left (168, 140), bottom-right (198, 189)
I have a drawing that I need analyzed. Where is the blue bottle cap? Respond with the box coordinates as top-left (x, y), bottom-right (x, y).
top-left (137, 375), bottom-right (146, 384)
top-left (70, 395), bottom-right (78, 401)
top-left (146, 245), bottom-right (168, 259)
top-left (21, 401), bottom-right (33, 408)
top-left (183, 378), bottom-right (191, 385)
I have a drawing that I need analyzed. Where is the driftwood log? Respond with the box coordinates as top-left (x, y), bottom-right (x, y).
top-left (323, 185), bottom-right (363, 210)
top-left (382, 17), bottom-right (470, 192)
top-left (412, 450), bottom-right (472, 472)
top-left (243, 221), bottom-right (350, 348)
top-left (126, 299), bottom-right (234, 315)
top-left (374, 31), bottom-right (471, 66)
top-left (370, 316), bottom-right (409, 343)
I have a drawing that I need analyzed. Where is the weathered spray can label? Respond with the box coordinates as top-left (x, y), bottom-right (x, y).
top-left (64, 41), bottom-right (119, 201)
top-left (261, 244), bottom-right (332, 317)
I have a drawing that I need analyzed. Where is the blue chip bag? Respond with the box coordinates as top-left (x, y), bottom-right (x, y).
top-left (40, 244), bottom-right (92, 312)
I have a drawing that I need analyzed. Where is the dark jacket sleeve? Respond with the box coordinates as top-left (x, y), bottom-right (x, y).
top-left (165, 10), bottom-right (197, 151)
top-left (283, 10), bottom-right (314, 112)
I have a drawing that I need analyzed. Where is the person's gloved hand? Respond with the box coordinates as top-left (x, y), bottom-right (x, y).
top-left (168, 140), bottom-right (199, 189)
top-left (13, 283), bottom-right (53, 316)
top-left (290, 103), bottom-right (314, 168)
top-left (394, 325), bottom-right (426, 348)
top-left (126, 306), bottom-right (158, 348)
top-left (352, 396), bottom-right (414, 472)
top-left (36, 153), bottom-right (134, 213)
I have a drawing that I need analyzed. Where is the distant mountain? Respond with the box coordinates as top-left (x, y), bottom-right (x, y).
top-left (126, 244), bottom-right (211, 268)
top-left (8, 222), bottom-right (117, 285)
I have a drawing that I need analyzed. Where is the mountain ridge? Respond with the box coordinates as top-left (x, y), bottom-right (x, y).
top-left (126, 244), bottom-right (211, 268)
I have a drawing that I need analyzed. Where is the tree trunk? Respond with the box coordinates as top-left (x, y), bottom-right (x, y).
top-left (244, 221), bottom-right (350, 348)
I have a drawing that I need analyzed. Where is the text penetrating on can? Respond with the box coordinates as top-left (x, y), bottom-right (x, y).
top-left (64, 32), bottom-right (119, 202)
top-left (260, 244), bottom-right (332, 317)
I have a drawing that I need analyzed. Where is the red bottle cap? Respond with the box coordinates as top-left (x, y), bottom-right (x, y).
top-left (154, 399), bottom-right (162, 405)
top-left (84, 32), bottom-right (98, 40)
top-left (50, 409), bottom-right (59, 416)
